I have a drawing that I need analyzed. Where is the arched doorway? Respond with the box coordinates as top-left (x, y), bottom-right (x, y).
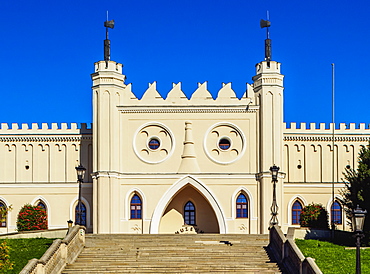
top-left (150, 176), bottom-right (226, 234)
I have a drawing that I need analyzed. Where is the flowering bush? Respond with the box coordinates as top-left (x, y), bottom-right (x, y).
top-left (300, 203), bottom-right (329, 229)
top-left (16, 204), bottom-right (48, 231)
top-left (0, 240), bottom-right (13, 271)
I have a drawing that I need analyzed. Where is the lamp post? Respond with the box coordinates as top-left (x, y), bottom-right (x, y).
top-left (353, 205), bottom-right (367, 274)
top-left (67, 220), bottom-right (73, 234)
top-left (269, 165), bottom-right (280, 227)
top-left (75, 164), bottom-right (86, 226)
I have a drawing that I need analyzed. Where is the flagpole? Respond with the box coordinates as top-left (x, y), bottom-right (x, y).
top-left (331, 63), bottom-right (335, 235)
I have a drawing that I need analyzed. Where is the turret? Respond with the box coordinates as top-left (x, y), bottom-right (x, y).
top-left (254, 19), bottom-right (285, 233)
top-left (91, 20), bottom-right (126, 233)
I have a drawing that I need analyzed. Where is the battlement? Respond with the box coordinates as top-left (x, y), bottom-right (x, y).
top-left (0, 123), bottom-right (92, 134)
top-left (123, 81), bottom-right (254, 106)
top-left (94, 61), bottom-right (123, 74)
top-left (284, 122), bottom-right (370, 133)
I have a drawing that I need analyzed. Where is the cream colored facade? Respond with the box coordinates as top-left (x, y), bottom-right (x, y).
top-left (0, 56), bottom-right (369, 235)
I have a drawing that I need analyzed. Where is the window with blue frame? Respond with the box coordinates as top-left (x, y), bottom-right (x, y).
top-left (184, 201), bottom-right (196, 225)
top-left (0, 201), bottom-right (7, 227)
top-left (236, 194), bottom-right (248, 218)
top-left (37, 201), bottom-right (47, 211)
top-left (75, 202), bottom-right (87, 226)
top-left (130, 194), bottom-right (142, 219)
top-left (331, 201), bottom-right (342, 225)
top-left (292, 200), bottom-right (303, 225)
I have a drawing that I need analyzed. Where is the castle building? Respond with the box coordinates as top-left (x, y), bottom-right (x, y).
top-left (0, 40), bottom-right (369, 235)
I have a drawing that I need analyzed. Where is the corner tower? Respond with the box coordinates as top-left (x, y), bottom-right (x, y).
top-left (91, 19), bottom-right (126, 233)
top-left (253, 19), bottom-right (285, 233)
top-left (254, 61), bottom-right (284, 234)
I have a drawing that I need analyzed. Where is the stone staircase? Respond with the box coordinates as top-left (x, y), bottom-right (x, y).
top-left (62, 234), bottom-right (282, 273)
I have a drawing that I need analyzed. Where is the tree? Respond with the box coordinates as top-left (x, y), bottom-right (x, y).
top-left (341, 142), bottom-right (370, 237)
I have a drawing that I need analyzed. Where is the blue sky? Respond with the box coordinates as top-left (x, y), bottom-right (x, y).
top-left (1, 0), bottom-right (369, 126)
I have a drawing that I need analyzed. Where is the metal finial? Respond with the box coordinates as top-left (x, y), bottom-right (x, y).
top-left (104, 13), bottom-right (115, 68)
top-left (260, 13), bottom-right (272, 67)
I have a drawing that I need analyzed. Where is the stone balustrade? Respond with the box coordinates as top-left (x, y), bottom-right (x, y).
top-left (19, 225), bottom-right (85, 274)
top-left (269, 225), bottom-right (322, 274)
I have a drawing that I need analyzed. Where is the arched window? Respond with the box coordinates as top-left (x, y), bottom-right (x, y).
top-left (236, 193), bottom-right (248, 218)
top-left (292, 200), bottom-right (303, 225)
top-left (0, 201), bottom-right (7, 227)
top-left (184, 201), bottom-right (196, 225)
top-left (331, 201), bottom-right (342, 225)
top-left (75, 202), bottom-right (87, 226)
top-left (37, 201), bottom-right (47, 212)
top-left (37, 201), bottom-right (47, 222)
top-left (130, 195), bottom-right (142, 219)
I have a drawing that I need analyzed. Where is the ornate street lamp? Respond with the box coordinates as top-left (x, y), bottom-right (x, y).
top-left (75, 164), bottom-right (86, 226)
top-left (269, 165), bottom-right (280, 227)
top-left (353, 205), bottom-right (367, 274)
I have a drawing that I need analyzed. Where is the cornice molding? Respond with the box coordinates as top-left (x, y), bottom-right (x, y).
top-left (92, 171), bottom-right (258, 179)
top-left (0, 135), bottom-right (92, 143)
top-left (118, 106), bottom-right (258, 114)
top-left (284, 135), bottom-right (370, 142)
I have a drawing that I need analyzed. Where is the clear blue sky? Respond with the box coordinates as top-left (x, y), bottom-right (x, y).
top-left (1, 0), bottom-right (369, 126)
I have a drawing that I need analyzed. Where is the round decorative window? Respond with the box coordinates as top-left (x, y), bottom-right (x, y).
top-left (148, 138), bottom-right (160, 150)
top-left (203, 123), bottom-right (245, 164)
top-left (133, 123), bottom-right (174, 164)
top-left (218, 138), bottom-right (231, 150)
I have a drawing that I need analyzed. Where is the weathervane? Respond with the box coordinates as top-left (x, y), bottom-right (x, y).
top-left (104, 11), bottom-right (115, 68)
top-left (260, 11), bottom-right (271, 67)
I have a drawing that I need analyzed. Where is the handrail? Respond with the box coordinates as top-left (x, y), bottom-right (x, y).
top-left (19, 225), bottom-right (85, 274)
top-left (269, 225), bottom-right (322, 274)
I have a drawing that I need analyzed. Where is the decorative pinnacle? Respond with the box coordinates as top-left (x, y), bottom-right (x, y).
top-left (178, 121), bottom-right (200, 173)
top-left (260, 17), bottom-right (272, 66)
top-left (104, 16), bottom-right (115, 68)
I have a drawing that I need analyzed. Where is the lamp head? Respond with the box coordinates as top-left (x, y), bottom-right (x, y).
top-left (67, 220), bottom-right (73, 228)
top-left (353, 205), bottom-right (367, 232)
top-left (270, 165), bottom-right (280, 181)
top-left (75, 164), bottom-right (86, 182)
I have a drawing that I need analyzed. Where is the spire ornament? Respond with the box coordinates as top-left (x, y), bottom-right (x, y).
top-left (260, 12), bottom-right (272, 67)
top-left (104, 12), bottom-right (115, 68)
top-left (178, 121), bottom-right (200, 173)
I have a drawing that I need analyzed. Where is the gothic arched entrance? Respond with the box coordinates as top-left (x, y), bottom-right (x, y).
top-left (150, 176), bottom-right (226, 234)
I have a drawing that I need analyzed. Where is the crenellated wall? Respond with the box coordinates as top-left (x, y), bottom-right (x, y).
top-left (283, 122), bottom-right (370, 183)
top-left (0, 123), bottom-right (93, 183)
top-left (121, 81), bottom-right (254, 106)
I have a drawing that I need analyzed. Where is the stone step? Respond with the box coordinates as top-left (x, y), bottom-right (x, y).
top-left (62, 234), bottom-right (281, 273)
top-left (65, 263), bottom-right (278, 267)
top-left (63, 270), bottom-right (280, 273)
top-left (63, 267), bottom-right (280, 270)
top-left (72, 261), bottom-right (270, 264)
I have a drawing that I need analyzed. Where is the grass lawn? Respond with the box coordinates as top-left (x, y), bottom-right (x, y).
top-left (296, 239), bottom-right (370, 274)
top-left (0, 238), bottom-right (55, 274)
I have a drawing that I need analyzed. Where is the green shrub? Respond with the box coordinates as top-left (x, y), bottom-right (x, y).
top-left (16, 204), bottom-right (47, 231)
top-left (0, 240), bottom-right (14, 271)
top-left (300, 203), bottom-right (329, 229)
